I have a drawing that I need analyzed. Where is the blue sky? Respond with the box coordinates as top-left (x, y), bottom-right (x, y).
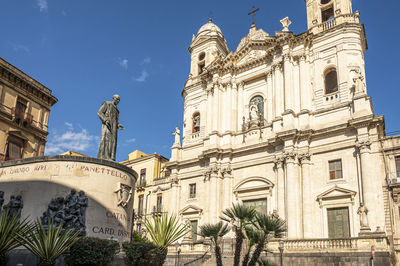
top-left (1, 0), bottom-right (399, 161)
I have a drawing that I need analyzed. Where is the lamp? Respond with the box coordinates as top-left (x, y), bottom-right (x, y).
top-left (278, 240), bottom-right (284, 266)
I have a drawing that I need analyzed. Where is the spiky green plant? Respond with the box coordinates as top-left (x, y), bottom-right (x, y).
top-left (0, 210), bottom-right (31, 265)
top-left (247, 214), bottom-right (286, 266)
top-left (18, 220), bottom-right (81, 266)
top-left (198, 222), bottom-right (230, 266)
top-left (143, 214), bottom-right (188, 264)
top-left (221, 204), bottom-right (256, 266)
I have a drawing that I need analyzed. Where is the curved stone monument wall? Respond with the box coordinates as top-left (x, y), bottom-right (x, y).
top-left (0, 155), bottom-right (137, 242)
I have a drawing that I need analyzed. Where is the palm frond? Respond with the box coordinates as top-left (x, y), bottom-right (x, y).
top-left (143, 214), bottom-right (188, 248)
top-left (18, 220), bottom-right (81, 264)
top-left (220, 203), bottom-right (256, 227)
top-left (198, 222), bottom-right (229, 245)
top-left (0, 209), bottom-right (31, 256)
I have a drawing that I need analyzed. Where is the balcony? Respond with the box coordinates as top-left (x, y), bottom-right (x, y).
top-left (152, 205), bottom-right (164, 214)
top-left (311, 13), bottom-right (360, 34)
top-left (11, 107), bottom-right (33, 124)
top-left (386, 172), bottom-right (400, 185)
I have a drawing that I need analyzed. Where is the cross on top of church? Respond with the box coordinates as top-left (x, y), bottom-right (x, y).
top-left (248, 6), bottom-right (260, 26)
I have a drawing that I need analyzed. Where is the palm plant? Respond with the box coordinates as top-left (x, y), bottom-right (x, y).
top-left (198, 222), bottom-right (230, 266)
top-left (18, 220), bottom-right (81, 266)
top-left (242, 226), bottom-right (260, 266)
top-left (143, 214), bottom-right (188, 264)
top-left (0, 210), bottom-right (31, 265)
top-left (221, 203), bottom-right (256, 266)
top-left (247, 214), bottom-right (286, 266)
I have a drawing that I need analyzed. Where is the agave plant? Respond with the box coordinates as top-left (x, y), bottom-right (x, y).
top-left (247, 214), bottom-right (286, 266)
top-left (221, 204), bottom-right (256, 266)
top-left (18, 220), bottom-right (81, 266)
top-left (198, 222), bottom-right (230, 266)
top-left (0, 210), bottom-right (31, 265)
top-left (143, 214), bottom-right (188, 264)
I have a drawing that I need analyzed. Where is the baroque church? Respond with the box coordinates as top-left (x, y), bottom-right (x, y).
top-left (125, 0), bottom-right (400, 264)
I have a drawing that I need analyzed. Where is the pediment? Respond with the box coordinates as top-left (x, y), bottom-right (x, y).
top-left (234, 177), bottom-right (274, 194)
top-left (316, 185), bottom-right (357, 205)
top-left (236, 49), bottom-right (268, 66)
top-left (179, 205), bottom-right (203, 216)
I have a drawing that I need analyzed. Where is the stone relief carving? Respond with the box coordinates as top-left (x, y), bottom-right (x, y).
top-left (2, 194), bottom-right (24, 220)
top-left (41, 189), bottom-right (88, 233)
top-left (115, 183), bottom-right (133, 208)
top-left (351, 69), bottom-right (366, 94)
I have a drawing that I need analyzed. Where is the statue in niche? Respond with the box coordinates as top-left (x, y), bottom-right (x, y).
top-left (0, 191), bottom-right (4, 211)
top-left (97, 94), bottom-right (124, 161)
top-left (172, 127), bottom-right (181, 146)
top-left (351, 69), bottom-right (366, 94)
top-left (357, 203), bottom-right (369, 229)
top-left (184, 219), bottom-right (193, 242)
top-left (249, 96), bottom-right (264, 126)
top-left (193, 113), bottom-right (200, 133)
top-left (3, 195), bottom-right (24, 220)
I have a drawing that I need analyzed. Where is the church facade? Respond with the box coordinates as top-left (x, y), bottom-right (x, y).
top-left (136, 0), bottom-right (400, 263)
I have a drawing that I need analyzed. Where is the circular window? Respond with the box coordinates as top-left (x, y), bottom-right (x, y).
top-left (321, 0), bottom-right (331, 4)
top-left (199, 52), bottom-right (205, 61)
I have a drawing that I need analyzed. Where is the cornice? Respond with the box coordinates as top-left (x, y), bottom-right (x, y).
top-left (0, 58), bottom-right (57, 108)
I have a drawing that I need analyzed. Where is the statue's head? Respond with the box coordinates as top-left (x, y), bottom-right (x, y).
top-left (79, 191), bottom-right (85, 196)
top-left (0, 191), bottom-right (4, 197)
top-left (112, 94), bottom-right (120, 105)
top-left (71, 189), bottom-right (76, 195)
top-left (16, 195), bottom-right (22, 200)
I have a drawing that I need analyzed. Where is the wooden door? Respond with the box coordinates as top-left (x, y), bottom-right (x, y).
top-left (327, 207), bottom-right (350, 238)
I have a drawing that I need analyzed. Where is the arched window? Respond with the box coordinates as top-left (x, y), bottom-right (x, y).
top-left (321, 0), bottom-right (331, 5)
top-left (249, 96), bottom-right (264, 122)
top-left (198, 52), bottom-right (206, 61)
top-left (192, 112), bottom-right (200, 133)
top-left (321, 3), bottom-right (334, 22)
top-left (198, 52), bottom-right (206, 74)
top-left (324, 68), bottom-right (338, 94)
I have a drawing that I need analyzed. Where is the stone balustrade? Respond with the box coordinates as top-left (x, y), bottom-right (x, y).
top-left (311, 13), bottom-right (360, 34)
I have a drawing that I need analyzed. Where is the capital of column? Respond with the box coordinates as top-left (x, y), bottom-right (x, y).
top-left (356, 140), bottom-right (371, 154)
top-left (299, 153), bottom-right (312, 165)
top-left (284, 151), bottom-right (298, 165)
top-left (273, 62), bottom-right (283, 72)
top-left (283, 54), bottom-right (291, 62)
top-left (274, 156), bottom-right (285, 169)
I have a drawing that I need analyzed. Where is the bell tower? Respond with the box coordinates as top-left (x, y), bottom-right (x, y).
top-left (305, 0), bottom-right (353, 29)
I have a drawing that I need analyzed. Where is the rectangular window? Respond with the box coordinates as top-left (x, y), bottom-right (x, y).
top-left (138, 195), bottom-right (144, 216)
top-left (189, 183), bottom-right (196, 198)
top-left (139, 168), bottom-right (146, 187)
top-left (198, 63), bottom-right (205, 74)
top-left (327, 207), bottom-right (350, 238)
top-left (16, 97), bottom-right (27, 113)
top-left (243, 199), bottom-right (267, 215)
top-left (6, 141), bottom-right (22, 160)
top-left (329, 159), bottom-right (342, 180)
top-left (156, 194), bottom-right (162, 212)
top-left (322, 6), bottom-right (334, 22)
top-left (191, 220), bottom-right (198, 242)
top-left (396, 156), bottom-right (400, 178)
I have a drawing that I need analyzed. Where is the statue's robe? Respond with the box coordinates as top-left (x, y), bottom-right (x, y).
top-left (97, 101), bottom-right (119, 161)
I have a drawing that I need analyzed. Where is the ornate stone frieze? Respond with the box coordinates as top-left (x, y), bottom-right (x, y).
top-left (40, 189), bottom-right (88, 233)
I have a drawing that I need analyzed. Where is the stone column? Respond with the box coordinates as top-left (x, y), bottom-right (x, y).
top-left (357, 140), bottom-right (374, 232)
top-left (285, 152), bottom-right (301, 238)
top-left (225, 82), bottom-right (232, 133)
top-left (300, 153), bottom-right (312, 238)
top-left (231, 82), bottom-right (238, 131)
top-left (212, 83), bottom-right (219, 133)
top-left (275, 156), bottom-right (285, 219)
top-left (210, 169), bottom-right (219, 223)
top-left (293, 59), bottom-right (301, 113)
top-left (299, 55), bottom-right (310, 111)
top-left (237, 82), bottom-right (244, 130)
top-left (222, 168), bottom-right (232, 212)
top-left (283, 55), bottom-right (293, 111)
top-left (206, 85), bottom-right (213, 134)
top-left (169, 174), bottom-right (179, 214)
top-left (274, 65), bottom-right (284, 117)
top-left (267, 71), bottom-right (273, 122)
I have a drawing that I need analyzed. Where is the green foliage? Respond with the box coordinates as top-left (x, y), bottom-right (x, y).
top-left (0, 209), bottom-right (31, 265)
top-left (122, 241), bottom-right (166, 266)
top-left (18, 220), bottom-right (81, 266)
top-left (198, 222), bottom-right (230, 246)
top-left (131, 231), bottom-right (148, 243)
top-left (143, 214), bottom-right (188, 248)
top-left (64, 237), bottom-right (120, 266)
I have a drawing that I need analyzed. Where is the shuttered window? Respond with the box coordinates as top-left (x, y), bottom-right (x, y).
top-left (395, 157), bottom-right (400, 178)
top-left (327, 207), bottom-right (350, 238)
top-left (329, 160), bottom-right (342, 180)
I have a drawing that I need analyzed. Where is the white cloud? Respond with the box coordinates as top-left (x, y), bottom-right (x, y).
top-left (116, 58), bottom-right (128, 70)
top-left (10, 43), bottom-right (30, 53)
top-left (37, 0), bottom-right (48, 12)
top-left (126, 138), bottom-right (136, 143)
top-left (134, 70), bottom-right (149, 82)
top-left (45, 124), bottom-right (97, 155)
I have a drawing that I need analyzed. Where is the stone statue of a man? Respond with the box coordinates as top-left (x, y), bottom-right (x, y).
top-left (97, 95), bottom-right (124, 161)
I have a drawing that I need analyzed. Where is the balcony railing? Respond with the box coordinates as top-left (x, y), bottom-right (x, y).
top-left (11, 107), bottom-right (33, 123)
top-left (387, 172), bottom-right (400, 185)
top-left (311, 13), bottom-right (360, 34)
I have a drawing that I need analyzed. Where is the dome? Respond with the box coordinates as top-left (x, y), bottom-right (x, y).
top-left (196, 19), bottom-right (224, 39)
